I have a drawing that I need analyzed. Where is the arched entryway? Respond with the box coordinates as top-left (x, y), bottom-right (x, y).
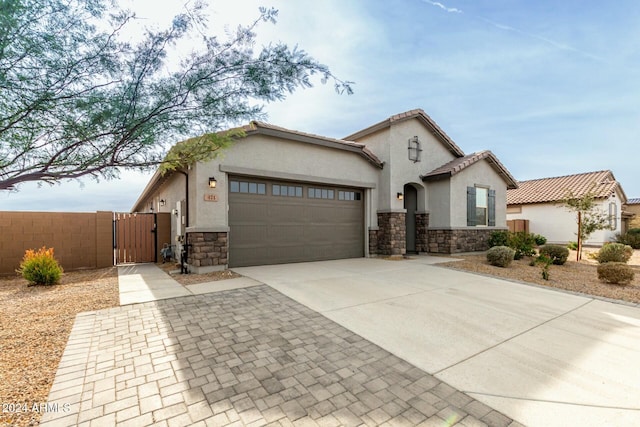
top-left (404, 184), bottom-right (418, 253)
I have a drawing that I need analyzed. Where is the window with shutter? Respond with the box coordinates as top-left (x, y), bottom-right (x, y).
top-left (468, 186), bottom-right (495, 227)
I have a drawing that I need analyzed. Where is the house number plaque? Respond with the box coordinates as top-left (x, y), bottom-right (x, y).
top-left (204, 194), bottom-right (218, 202)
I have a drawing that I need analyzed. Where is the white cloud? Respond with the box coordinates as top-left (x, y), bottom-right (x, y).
top-left (421, 0), bottom-right (463, 14)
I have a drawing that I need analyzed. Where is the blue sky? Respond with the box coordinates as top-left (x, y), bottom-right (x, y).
top-left (3, 0), bottom-right (640, 211)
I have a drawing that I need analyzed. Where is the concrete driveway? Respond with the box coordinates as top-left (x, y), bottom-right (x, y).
top-left (234, 257), bottom-right (640, 427)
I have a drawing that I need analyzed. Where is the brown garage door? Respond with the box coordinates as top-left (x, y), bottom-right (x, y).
top-left (228, 177), bottom-right (364, 267)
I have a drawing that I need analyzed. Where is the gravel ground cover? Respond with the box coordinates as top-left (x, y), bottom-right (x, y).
top-left (439, 249), bottom-right (640, 305)
top-left (0, 268), bottom-right (119, 427)
top-left (157, 262), bottom-right (241, 285)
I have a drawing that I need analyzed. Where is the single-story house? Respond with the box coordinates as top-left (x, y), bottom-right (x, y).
top-left (506, 170), bottom-right (631, 246)
top-left (133, 109), bottom-right (518, 272)
top-left (624, 198), bottom-right (640, 230)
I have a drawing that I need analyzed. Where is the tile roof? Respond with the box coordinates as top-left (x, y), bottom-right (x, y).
top-left (506, 170), bottom-right (626, 205)
top-left (421, 150), bottom-right (518, 189)
top-left (627, 198), bottom-right (640, 205)
top-left (343, 109), bottom-right (465, 157)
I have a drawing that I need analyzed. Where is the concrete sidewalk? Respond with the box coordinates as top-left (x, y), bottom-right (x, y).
top-left (117, 264), bottom-right (259, 304)
top-left (234, 257), bottom-right (640, 427)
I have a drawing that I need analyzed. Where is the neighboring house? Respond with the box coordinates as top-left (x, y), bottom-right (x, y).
top-left (624, 198), bottom-right (640, 230)
top-left (133, 109), bottom-right (518, 272)
top-left (506, 170), bottom-right (629, 246)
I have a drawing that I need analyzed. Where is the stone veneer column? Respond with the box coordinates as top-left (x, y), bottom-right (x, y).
top-left (186, 231), bottom-right (228, 273)
top-left (415, 213), bottom-right (429, 253)
top-left (368, 228), bottom-right (379, 256)
top-left (376, 212), bottom-right (406, 256)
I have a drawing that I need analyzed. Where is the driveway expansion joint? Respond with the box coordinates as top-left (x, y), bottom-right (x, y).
top-left (434, 299), bottom-right (595, 376)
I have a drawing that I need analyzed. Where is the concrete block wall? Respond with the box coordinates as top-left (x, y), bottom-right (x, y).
top-left (0, 211), bottom-right (114, 275)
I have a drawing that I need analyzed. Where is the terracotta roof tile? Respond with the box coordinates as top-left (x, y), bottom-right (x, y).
top-left (422, 150), bottom-right (518, 189)
top-left (507, 170), bottom-right (625, 205)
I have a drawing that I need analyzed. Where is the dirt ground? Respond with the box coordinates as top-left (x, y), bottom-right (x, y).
top-left (157, 262), bottom-right (241, 285)
top-left (439, 249), bottom-right (640, 305)
top-left (0, 268), bottom-right (119, 427)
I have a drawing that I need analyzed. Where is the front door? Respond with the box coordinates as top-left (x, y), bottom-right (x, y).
top-left (404, 184), bottom-right (417, 253)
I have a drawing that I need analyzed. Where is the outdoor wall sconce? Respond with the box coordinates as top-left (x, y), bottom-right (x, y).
top-left (160, 199), bottom-right (166, 206)
top-left (408, 136), bottom-right (422, 162)
top-left (397, 192), bottom-right (404, 200)
top-left (208, 177), bottom-right (217, 188)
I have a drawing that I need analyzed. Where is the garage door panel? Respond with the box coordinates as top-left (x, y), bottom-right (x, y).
top-left (229, 177), bottom-right (364, 267)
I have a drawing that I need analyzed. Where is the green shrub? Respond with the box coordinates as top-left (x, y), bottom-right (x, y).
top-left (488, 230), bottom-right (509, 248)
top-left (628, 228), bottom-right (640, 235)
top-left (535, 254), bottom-right (552, 280)
top-left (567, 241), bottom-right (578, 250)
top-left (597, 262), bottom-right (635, 285)
top-left (507, 232), bottom-right (537, 260)
top-left (17, 246), bottom-right (63, 286)
top-left (486, 246), bottom-right (516, 267)
top-left (533, 234), bottom-right (547, 246)
top-left (595, 243), bottom-right (633, 264)
top-left (539, 245), bottom-right (569, 265)
top-left (615, 231), bottom-right (640, 249)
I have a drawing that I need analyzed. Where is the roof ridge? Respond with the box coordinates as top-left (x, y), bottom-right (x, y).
top-left (517, 170), bottom-right (612, 184)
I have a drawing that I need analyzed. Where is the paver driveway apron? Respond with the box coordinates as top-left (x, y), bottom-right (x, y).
top-left (234, 257), bottom-right (640, 427)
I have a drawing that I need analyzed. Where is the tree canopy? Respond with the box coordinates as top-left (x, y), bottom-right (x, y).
top-left (0, 0), bottom-right (352, 190)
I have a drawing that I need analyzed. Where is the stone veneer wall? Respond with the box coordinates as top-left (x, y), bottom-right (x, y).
top-left (368, 229), bottom-right (379, 255)
top-left (186, 232), bottom-right (228, 269)
top-left (377, 212), bottom-right (406, 256)
top-left (415, 213), bottom-right (429, 253)
top-left (428, 228), bottom-right (500, 254)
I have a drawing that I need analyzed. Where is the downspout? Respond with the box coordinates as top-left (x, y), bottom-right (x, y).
top-left (176, 170), bottom-right (189, 227)
top-left (176, 170), bottom-right (190, 273)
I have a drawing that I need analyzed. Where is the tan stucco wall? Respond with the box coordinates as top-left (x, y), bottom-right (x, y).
top-left (352, 119), bottom-right (457, 213)
top-left (427, 180), bottom-right (451, 228)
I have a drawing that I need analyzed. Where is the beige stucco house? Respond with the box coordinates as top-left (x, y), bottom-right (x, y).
top-left (133, 109), bottom-right (518, 272)
top-left (507, 170), bottom-right (630, 246)
top-left (624, 199), bottom-right (640, 230)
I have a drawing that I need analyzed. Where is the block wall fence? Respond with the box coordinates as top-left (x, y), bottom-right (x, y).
top-left (0, 211), bottom-right (171, 275)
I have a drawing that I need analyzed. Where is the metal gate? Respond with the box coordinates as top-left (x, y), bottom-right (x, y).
top-left (114, 213), bottom-right (157, 264)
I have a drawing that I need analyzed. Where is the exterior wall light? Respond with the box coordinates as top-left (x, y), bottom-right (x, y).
top-left (208, 177), bottom-right (217, 188)
top-left (160, 199), bottom-right (166, 206)
top-left (397, 192), bottom-right (404, 200)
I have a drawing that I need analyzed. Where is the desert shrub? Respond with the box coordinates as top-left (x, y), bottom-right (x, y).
top-left (488, 230), bottom-right (509, 248)
top-left (17, 246), bottom-right (63, 285)
top-left (533, 234), bottom-right (547, 246)
top-left (507, 232), bottom-right (537, 260)
top-left (567, 241), bottom-right (578, 250)
top-left (597, 262), bottom-right (635, 285)
top-left (615, 231), bottom-right (640, 249)
top-left (486, 246), bottom-right (516, 267)
top-left (595, 243), bottom-right (633, 264)
top-left (539, 245), bottom-right (569, 265)
top-left (535, 254), bottom-right (553, 280)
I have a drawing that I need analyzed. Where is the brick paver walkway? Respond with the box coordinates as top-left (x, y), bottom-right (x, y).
top-left (41, 285), bottom-right (519, 426)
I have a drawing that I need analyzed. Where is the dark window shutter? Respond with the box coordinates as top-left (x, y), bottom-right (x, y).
top-left (488, 189), bottom-right (496, 226)
top-left (467, 187), bottom-right (476, 226)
